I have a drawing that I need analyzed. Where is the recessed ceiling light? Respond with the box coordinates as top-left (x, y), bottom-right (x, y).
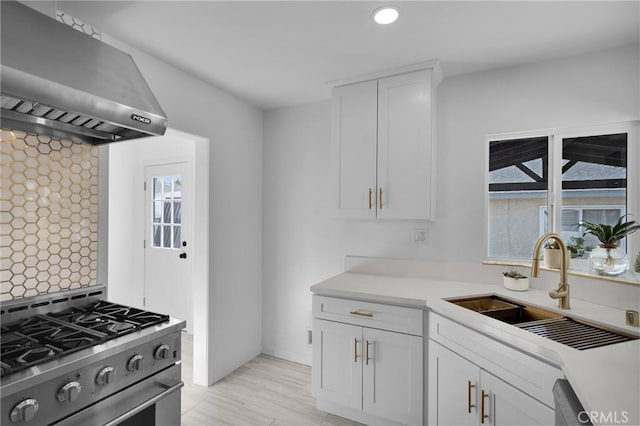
top-left (373, 6), bottom-right (399, 25)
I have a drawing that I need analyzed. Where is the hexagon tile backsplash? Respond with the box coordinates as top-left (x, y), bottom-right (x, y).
top-left (0, 129), bottom-right (99, 301)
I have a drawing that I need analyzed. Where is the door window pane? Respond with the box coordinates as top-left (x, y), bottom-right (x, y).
top-left (488, 137), bottom-right (549, 259)
top-left (163, 201), bottom-right (172, 223)
top-left (153, 177), bottom-right (162, 200)
top-left (153, 225), bottom-right (161, 247)
top-left (173, 200), bottom-right (182, 224)
top-left (153, 201), bottom-right (162, 223)
top-left (173, 225), bottom-right (181, 249)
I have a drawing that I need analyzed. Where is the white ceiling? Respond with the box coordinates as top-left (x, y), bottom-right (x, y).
top-left (58, 1), bottom-right (639, 110)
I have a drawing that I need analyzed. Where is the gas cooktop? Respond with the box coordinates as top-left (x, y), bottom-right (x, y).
top-left (0, 301), bottom-right (169, 378)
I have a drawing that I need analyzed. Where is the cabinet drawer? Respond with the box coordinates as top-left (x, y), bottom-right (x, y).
top-left (429, 312), bottom-right (562, 407)
top-left (313, 295), bottom-right (423, 336)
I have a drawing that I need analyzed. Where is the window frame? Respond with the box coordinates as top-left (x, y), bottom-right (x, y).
top-left (485, 120), bottom-right (639, 264)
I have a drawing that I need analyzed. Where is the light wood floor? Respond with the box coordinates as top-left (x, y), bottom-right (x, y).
top-left (180, 333), bottom-right (363, 426)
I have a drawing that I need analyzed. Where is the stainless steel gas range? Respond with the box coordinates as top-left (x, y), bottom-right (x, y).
top-left (0, 285), bottom-right (186, 426)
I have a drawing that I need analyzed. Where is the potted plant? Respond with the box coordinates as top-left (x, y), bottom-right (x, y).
top-left (543, 239), bottom-right (563, 269)
top-left (502, 270), bottom-right (529, 291)
top-left (577, 216), bottom-right (640, 276)
top-left (566, 236), bottom-right (593, 259)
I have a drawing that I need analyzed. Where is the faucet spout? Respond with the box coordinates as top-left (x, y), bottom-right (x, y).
top-left (531, 233), bottom-right (571, 309)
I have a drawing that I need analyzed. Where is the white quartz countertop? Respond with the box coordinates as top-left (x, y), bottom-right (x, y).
top-left (311, 272), bottom-right (640, 425)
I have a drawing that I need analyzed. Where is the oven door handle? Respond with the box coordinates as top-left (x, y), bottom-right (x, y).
top-left (103, 379), bottom-right (183, 426)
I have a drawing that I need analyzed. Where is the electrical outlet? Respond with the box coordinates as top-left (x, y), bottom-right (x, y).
top-left (413, 229), bottom-right (428, 245)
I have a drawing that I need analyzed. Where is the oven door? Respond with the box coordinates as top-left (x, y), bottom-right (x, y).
top-left (55, 364), bottom-right (183, 426)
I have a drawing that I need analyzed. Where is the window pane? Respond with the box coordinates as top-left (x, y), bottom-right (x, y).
top-left (561, 209), bottom-right (579, 232)
top-left (153, 177), bottom-right (162, 200)
top-left (562, 133), bottom-right (627, 248)
top-left (173, 176), bottom-right (182, 197)
top-left (153, 201), bottom-right (162, 223)
top-left (163, 225), bottom-right (171, 248)
top-left (488, 136), bottom-right (549, 259)
top-left (163, 201), bottom-right (172, 224)
top-left (163, 176), bottom-right (172, 199)
top-left (153, 225), bottom-right (161, 247)
top-left (173, 225), bottom-right (181, 249)
top-left (173, 200), bottom-right (182, 224)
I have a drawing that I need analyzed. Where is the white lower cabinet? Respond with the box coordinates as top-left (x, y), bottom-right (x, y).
top-left (430, 341), bottom-right (554, 426)
top-left (428, 312), bottom-right (559, 426)
top-left (312, 296), bottom-right (424, 425)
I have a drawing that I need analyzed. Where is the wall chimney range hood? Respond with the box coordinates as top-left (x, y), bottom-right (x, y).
top-left (0, 1), bottom-right (168, 145)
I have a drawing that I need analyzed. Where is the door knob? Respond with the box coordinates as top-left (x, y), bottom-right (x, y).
top-left (179, 252), bottom-right (187, 259)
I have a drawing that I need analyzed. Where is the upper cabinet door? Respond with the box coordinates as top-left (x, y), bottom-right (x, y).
top-left (331, 80), bottom-right (378, 219)
top-left (377, 69), bottom-right (435, 220)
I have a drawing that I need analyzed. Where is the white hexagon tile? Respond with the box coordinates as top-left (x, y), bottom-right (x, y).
top-left (0, 129), bottom-right (99, 301)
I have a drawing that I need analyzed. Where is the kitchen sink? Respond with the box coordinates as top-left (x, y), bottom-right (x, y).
top-left (448, 295), bottom-right (637, 350)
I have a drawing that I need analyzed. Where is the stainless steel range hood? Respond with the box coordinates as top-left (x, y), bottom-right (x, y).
top-left (1, 1), bottom-right (167, 145)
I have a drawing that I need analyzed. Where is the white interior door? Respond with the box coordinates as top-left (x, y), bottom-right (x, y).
top-left (144, 161), bottom-right (193, 333)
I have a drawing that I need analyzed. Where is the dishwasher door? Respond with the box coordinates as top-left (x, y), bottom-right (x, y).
top-left (553, 379), bottom-right (592, 426)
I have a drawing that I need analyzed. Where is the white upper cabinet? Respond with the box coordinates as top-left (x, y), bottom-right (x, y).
top-left (331, 80), bottom-right (378, 219)
top-left (331, 64), bottom-right (440, 221)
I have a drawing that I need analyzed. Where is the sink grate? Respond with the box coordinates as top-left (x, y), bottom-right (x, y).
top-left (516, 317), bottom-right (633, 350)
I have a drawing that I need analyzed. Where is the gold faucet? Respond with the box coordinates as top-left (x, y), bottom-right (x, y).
top-left (531, 233), bottom-right (570, 309)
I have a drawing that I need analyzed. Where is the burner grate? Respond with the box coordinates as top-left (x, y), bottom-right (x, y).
top-left (0, 301), bottom-right (170, 378)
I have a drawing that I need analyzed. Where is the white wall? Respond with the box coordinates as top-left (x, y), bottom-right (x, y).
top-left (101, 35), bottom-right (263, 384)
top-left (262, 45), bottom-right (640, 365)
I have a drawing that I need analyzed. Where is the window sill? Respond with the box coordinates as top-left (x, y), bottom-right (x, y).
top-left (483, 259), bottom-right (640, 286)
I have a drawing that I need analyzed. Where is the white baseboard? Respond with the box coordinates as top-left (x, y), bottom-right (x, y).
top-left (261, 345), bottom-right (312, 366)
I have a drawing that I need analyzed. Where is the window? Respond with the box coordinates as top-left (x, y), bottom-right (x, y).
top-left (488, 136), bottom-right (548, 259)
top-left (151, 175), bottom-right (182, 249)
top-left (487, 123), bottom-right (637, 262)
top-left (539, 205), bottom-right (626, 256)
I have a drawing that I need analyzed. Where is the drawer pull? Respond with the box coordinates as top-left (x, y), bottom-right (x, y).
top-left (349, 311), bottom-right (373, 318)
top-left (467, 380), bottom-right (476, 413)
top-left (481, 390), bottom-right (489, 424)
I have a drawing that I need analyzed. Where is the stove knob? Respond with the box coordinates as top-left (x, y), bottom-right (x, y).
top-left (96, 366), bottom-right (116, 385)
top-left (154, 344), bottom-right (171, 360)
top-left (57, 381), bottom-right (82, 403)
top-left (10, 398), bottom-right (39, 423)
top-left (127, 354), bottom-right (144, 372)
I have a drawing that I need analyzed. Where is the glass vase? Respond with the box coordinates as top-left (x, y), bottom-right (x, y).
top-left (589, 245), bottom-right (628, 276)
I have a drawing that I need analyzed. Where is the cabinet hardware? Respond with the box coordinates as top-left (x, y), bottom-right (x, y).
top-left (368, 188), bottom-right (373, 210)
top-left (481, 390), bottom-right (489, 424)
top-left (365, 340), bottom-right (373, 365)
top-left (349, 311), bottom-right (374, 318)
top-left (379, 188), bottom-right (383, 209)
top-left (467, 380), bottom-right (476, 413)
top-left (354, 338), bottom-right (359, 363)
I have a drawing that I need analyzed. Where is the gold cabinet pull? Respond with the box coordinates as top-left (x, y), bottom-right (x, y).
top-left (379, 188), bottom-right (383, 209)
top-left (365, 340), bottom-right (373, 365)
top-left (349, 311), bottom-right (373, 318)
top-left (354, 338), bottom-right (359, 363)
top-left (467, 380), bottom-right (476, 413)
top-left (481, 390), bottom-right (489, 424)
top-left (368, 188), bottom-right (373, 210)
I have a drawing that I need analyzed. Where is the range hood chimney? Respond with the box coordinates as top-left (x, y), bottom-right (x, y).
top-left (1, 1), bottom-right (168, 145)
